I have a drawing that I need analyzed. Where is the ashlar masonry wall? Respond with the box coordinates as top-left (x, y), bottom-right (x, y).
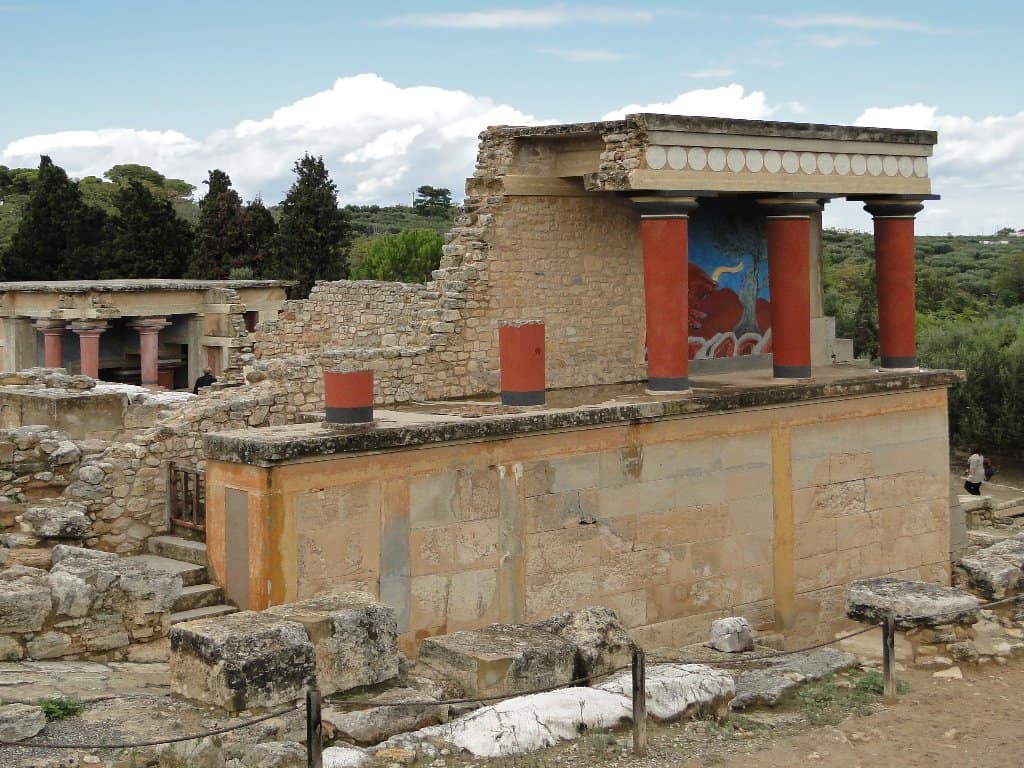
top-left (205, 385), bottom-right (951, 652)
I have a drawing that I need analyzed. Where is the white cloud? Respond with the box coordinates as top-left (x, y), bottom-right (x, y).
top-left (805, 33), bottom-right (878, 49)
top-left (688, 68), bottom-right (735, 79)
top-left (1, 74), bottom-right (543, 205)
top-left (823, 104), bottom-right (1024, 234)
top-left (603, 84), bottom-right (790, 121)
top-left (772, 14), bottom-right (947, 33)
top-left (380, 6), bottom-right (662, 29)
top-left (537, 47), bottom-right (626, 62)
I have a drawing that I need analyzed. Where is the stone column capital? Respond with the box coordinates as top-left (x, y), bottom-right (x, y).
top-left (34, 319), bottom-right (66, 333)
top-left (70, 320), bottom-right (108, 336)
top-left (859, 196), bottom-right (929, 218)
top-left (629, 192), bottom-right (700, 219)
top-left (129, 316), bottom-right (172, 332)
top-left (756, 197), bottom-right (824, 218)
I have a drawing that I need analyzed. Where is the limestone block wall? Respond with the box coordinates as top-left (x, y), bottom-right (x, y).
top-left (205, 386), bottom-right (951, 652)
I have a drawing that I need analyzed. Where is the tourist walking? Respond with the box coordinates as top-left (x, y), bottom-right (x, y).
top-left (963, 448), bottom-right (986, 495)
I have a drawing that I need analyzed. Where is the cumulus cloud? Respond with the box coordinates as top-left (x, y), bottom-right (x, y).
top-left (1, 74), bottom-right (542, 205)
top-left (822, 104), bottom-right (1024, 234)
top-left (602, 84), bottom-right (793, 121)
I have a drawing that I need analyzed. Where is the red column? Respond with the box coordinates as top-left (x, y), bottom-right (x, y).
top-left (71, 322), bottom-right (107, 379)
top-left (131, 317), bottom-right (171, 386)
top-left (35, 321), bottom-right (66, 368)
top-left (864, 200), bottom-right (924, 369)
top-left (324, 370), bottom-right (374, 424)
top-left (760, 199), bottom-right (821, 379)
top-left (633, 195), bottom-right (698, 392)
top-left (498, 321), bottom-right (545, 406)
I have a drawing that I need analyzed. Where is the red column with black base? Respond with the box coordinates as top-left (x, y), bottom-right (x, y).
top-left (760, 199), bottom-right (822, 379)
top-left (131, 317), bottom-right (171, 386)
top-left (499, 321), bottom-right (545, 406)
top-left (324, 370), bottom-right (374, 424)
top-left (71, 321), bottom-right (107, 380)
top-left (633, 195), bottom-right (698, 393)
top-left (864, 199), bottom-right (924, 369)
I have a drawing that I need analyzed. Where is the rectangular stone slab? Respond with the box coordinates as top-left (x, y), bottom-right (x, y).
top-left (265, 590), bottom-right (399, 696)
top-left (169, 611), bottom-right (315, 711)
top-left (418, 625), bottom-right (576, 698)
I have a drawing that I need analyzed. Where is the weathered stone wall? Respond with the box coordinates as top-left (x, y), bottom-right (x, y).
top-left (205, 386), bottom-right (951, 652)
top-left (0, 358), bottom-right (326, 556)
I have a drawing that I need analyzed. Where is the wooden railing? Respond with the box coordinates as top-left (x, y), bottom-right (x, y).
top-left (168, 462), bottom-right (206, 533)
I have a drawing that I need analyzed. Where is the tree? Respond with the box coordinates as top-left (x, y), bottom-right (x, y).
top-left (268, 154), bottom-right (349, 296)
top-left (242, 196), bottom-right (276, 277)
top-left (102, 180), bottom-right (193, 279)
top-left (349, 229), bottom-right (443, 283)
top-left (412, 185), bottom-right (453, 219)
top-left (4, 156), bottom-right (108, 281)
top-left (187, 169), bottom-right (247, 279)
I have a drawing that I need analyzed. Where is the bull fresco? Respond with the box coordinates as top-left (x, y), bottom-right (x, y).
top-left (687, 199), bottom-right (772, 360)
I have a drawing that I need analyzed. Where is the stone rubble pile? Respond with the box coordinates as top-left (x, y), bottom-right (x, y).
top-left (955, 533), bottom-right (1024, 600)
top-left (0, 544), bottom-right (180, 661)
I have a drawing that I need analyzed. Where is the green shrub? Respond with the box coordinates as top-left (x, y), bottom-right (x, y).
top-left (37, 696), bottom-right (85, 720)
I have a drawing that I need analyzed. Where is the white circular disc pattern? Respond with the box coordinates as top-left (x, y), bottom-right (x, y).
top-left (727, 149), bottom-right (745, 172)
top-left (799, 152), bottom-right (817, 173)
top-left (782, 151), bottom-right (800, 173)
top-left (898, 156), bottom-right (914, 177)
top-left (882, 156), bottom-right (899, 176)
top-left (667, 146), bottom-right (688, 170)
top-left (763, 150), bottom-right (782, 173)
top-left (745, 149), bottom-right (764, 172)
top-left (708, 147), bottom-right (727, 171)
top-left (913, 157), bottom-right (928, 177)
top-left (834, 154), bottom-right (851, 175)
top-left (851, 154), bottom-right (867, 175)
top-left (867, 155), bottom-right (884, 176)
top-left (688, 147), bottom-right (708, 170)
top-left (817, 153), bottom-right (835, 175)
top-left (646, 146), bottom-right (667, 170)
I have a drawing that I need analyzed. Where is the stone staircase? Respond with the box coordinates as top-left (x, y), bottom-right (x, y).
top-left (126, 535), bottom-right (237, 624)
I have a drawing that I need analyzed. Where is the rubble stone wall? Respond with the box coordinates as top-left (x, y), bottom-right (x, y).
top-left (206, 387), bottom-right (951, 653)
top-left (251, 129), bottom-right (652, 404)
top-left (0, 358), bottom-right (326, 557)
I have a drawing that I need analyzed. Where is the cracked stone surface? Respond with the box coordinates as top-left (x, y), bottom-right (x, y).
top-left (730, 649), bottom-right (859, 710)
top-left (847, 577), bottom-right (981, 629)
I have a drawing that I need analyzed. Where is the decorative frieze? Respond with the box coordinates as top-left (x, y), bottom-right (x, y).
top-left (645, 145), bottom-right (929, 178)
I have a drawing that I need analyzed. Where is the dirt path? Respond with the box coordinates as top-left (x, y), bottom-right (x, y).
top-left (559, 663), bottom-right (1024, 768)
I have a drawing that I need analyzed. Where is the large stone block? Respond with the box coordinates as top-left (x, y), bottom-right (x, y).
top-left (418, 625), bottom-right (576, 697)
top-left (170, 611), bottom-right (316, 711)
top-left (530, 606), bottom-right (637, 678)
top-left (0, 703), bottom-right (46, 743)
top-left (0, 566), bottom-right (51, 633)
top-left (265, 590), bottom-right (400, 696)
top-left (846, 577), bottom-right (980, 630)
top-left (20, 503), bottom-right (89, 539)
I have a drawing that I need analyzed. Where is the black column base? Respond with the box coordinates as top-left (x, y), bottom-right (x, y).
top-left (501, 390), bottom-right (545, 406)
top-left (647, 376), bottom-right (690, 392)
top-left (326, 406), bottom-right (374, 424)
top-left (773, 365), bottom-right (811, 379)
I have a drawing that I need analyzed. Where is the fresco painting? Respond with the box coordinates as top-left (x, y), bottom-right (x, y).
top-left (686, 199), bottom-right (772, 360)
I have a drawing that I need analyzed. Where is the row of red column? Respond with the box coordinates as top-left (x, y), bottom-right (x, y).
top-left (634, 194), bottom-right (924, 390)
top-left (33, 316), bottom-right (172, 384)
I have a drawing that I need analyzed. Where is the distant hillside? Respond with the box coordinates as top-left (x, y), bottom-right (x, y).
top-left (343, 204), bottom-right (453, 237)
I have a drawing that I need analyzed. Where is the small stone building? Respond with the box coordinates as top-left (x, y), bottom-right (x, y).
top-left (201, 114), bottom-right (955, 650)
top-left (0, 280), bottom-right (289, 389)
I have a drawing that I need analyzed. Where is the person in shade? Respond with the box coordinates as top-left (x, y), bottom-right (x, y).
top-left (963, 448), bottom-right (985, 496)
top-left (193, 367), bottom-right (217, 394)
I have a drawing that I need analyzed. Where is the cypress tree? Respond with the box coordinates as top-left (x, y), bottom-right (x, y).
top-left (269, 154), bottom-right (349, 296)
top-left (102, 180), bottom-right (193, 279)
top-left (241, 196), bottom-right (276, 277)
top-left (187, 169), bottom-right (247, 279)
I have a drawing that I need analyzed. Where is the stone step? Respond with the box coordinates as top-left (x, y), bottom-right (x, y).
top-left (173, 583), bottom-right (225, 613)
top-left (170, 604), bottom-right (238, 625)
top-left (147, 535), bottom-right (208, 566)
top-left (125, 554), bottom-right (208, 587)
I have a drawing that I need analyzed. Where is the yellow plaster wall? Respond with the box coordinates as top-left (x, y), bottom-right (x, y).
top-left (205, 388), bottom-right (951, 653)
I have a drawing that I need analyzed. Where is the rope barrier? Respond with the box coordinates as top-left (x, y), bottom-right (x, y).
top-left (11, 589), bottom-right (1024, 752)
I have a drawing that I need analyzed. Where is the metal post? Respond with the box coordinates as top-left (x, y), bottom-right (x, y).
top-left (882, 613), bottom-right (897, 703)
top-left (631, 648), bottom-right (647, 756)
top-left (306, 684), bottom-right (322, 768)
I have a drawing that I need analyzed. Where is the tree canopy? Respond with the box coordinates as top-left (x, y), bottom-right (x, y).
top-left (103, 180), bottom-right (193, 279)
top-left (412, 185), bottom-right (453, 219)
top-left (349, 229), bottom-right (443, 283)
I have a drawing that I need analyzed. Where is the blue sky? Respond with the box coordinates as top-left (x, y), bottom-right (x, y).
top-left (2, 1), bottom-right (1021, 233)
